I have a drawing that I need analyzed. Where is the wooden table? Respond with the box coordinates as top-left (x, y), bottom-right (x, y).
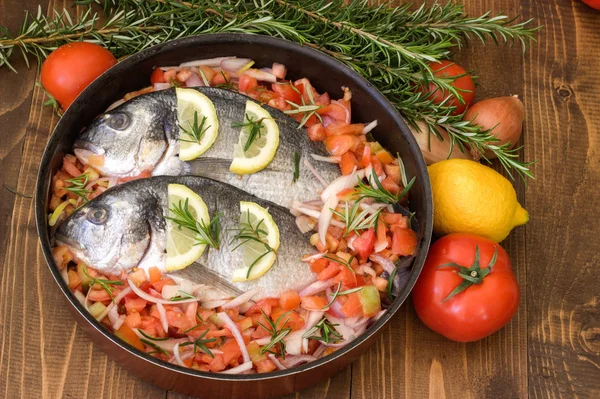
top-left (1, 1), bottom-right (599, 398)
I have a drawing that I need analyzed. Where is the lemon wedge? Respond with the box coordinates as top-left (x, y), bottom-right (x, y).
top-left (166, 184), bottom-right (210, 271)
top-left (176, 88), bottom-right (219, 161)
top-left (230, 101), bottom-right (279, 175)
top-left (231, 201), bottom-right (280, 282)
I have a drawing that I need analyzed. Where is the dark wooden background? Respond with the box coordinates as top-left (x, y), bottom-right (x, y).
top-left (1, 1), bottom-right (599, 398)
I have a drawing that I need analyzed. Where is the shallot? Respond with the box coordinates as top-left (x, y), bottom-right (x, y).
top-left (409, 121), bottom-right (473, 165)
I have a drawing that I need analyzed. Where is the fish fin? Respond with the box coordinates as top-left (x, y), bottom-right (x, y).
top-left (171, 261), bottom-right (243, 297)
top-left (184, 157), bottom-right (232, 179)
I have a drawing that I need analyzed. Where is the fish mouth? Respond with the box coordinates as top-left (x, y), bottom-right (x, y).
top-left (73, 140), bottom-right (105, 165)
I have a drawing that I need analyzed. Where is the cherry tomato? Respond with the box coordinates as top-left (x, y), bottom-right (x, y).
top-left (580, 0), bottom-right (600, 10)
top-left (41, 42), bottom-right (117, 110)
top-left (422, 60), bottom-right (475, 115)
top-left (412, 234), bottom-right (519, 342)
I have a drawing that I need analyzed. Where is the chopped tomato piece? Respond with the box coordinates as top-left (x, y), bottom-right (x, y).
top-left (381, 176), bottom-right (401, 194)
top-left (318, 263), bottom-right (341, 281)
top-left (272, 82), bottom-right (301, 104)
top-left (324, 122), bottom-right (365, 137)
top-left (370, 155), bottom-right (383, 176)
top-left (140, 315), bottom-right (166, 337)
top-left (124, 297), bottom-right (147, 314)
top-left (220, 339), bottom-right (242, 365)
top-left (290, 111), bottom-right (319, 128)
top-left (67, 270), bottom-right (81, 289)
top-left (115, 324), bottom-right (145, 351)
top-left (87, 288), bottom-right (111, 303)
top-left (334, 265), bottom-right (365, 288)
top-left (340, 151), bottom-right (358, 175)
top-left (208, 355), bottom-right (227, 372)
top-left (307, 123), bottom-right (326, 142)
top-left (317, 101), bottom-right (347, 121)
top-left (359, 145), bottom-right (371, 168)
top-left (256, 359), bottom-right (277, 373)
top-left (238, 74), bottom-right (258, 93)
top-left (340, 292), bottom-right (363, 317)
top-left (151, 277), bottom-right (176, 292)
top-left (353, 228), bottom-right (376, 260)
top-left (148, 266), bottom-right (161, 283)
top-left (310, 258), bottom-right (329, 274)
top-left (271, 308), bottom-right (304, 330)
top-left (375, 149), bottom-right (394, 164)
top-left (301, 295), bottom-right (328, 310)
top-left (210, 71), bottom-right (231, 86)
top-left (382, 213), bottom-right (409, 229)
top-left (198, 65), bottom-right (216, 83)
top-left (316, 92), bottom-right (331, 105)
top-left (384, 164), bottom-right (401, 184)
top-left (62, 157), bottom-right (82, 178)
top-left (391, 227), bottom-right (418, 256)
top-left (324, 134), bottom-right (361, 156)
top-left (124, 312), bottom-right (142, 329)
top-left (150, 68), bottom-right (166, 84)
top-left (279, 290), bottom-right (301, 311)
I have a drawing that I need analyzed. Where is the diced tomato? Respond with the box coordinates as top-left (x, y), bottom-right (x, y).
top-left (324, 134), bottom-right (361, 156)
top-left (279, 291), bottom-right (301, 311)
top-left (301, 295), bottom-right (328, 310)
top-left (176, 69), bottom-right (192, 83)
top-left (384, 164), bottom-right (401, 184)
top-left (307, 123), bottom-right (326, 142)
top-left (316, 92), bottom-right (331, 105)
top-left (87, 288), bottom-right (111, 303)
top-left (382, 213), bottom-right (409, 229)
top-left (62, 157), bottom-right (82, 178)
top-left (124, 297), bottom-right (147, 314)
top-left (336, 188), bottom-right (357, 201)
top-left (317, 102), bottom-right (347, 122)
top-left (148, 267), bottom-right (161, 284)
top-left (376, 219), bottom-right (388, 251)
top-left (391, 227), bottom-right (417, 256)
top-left (251, 315), bottom-right (272, 339)
top-left (340, 151), bottom-right (358, 175)
top-left (245, 297), bottom-right (279, 317)
top-left (163, 69), bottom-right (177, 83)
top-left (151, 277), bottom-right (176, 292)
top-left (238, 74), bottom-right (258, 93)
top-left (310, 258), bottom-right (329, 274)
top-left (353, 228), bottom-right (376, 260)
top-left (124, 312), bottom-right (142, 329)
top-left (370, 155), bottom-right (383, 176)
top-left (359, 145), bottom-right (371, 169)
top-left (256, 359), bottom-right (277, 373)
top-left (381, 177), bottom-right (401, 194)
top-left (140, 315), bottom-right (166, 337)
top-left (117, 170), bottom-right (152, 183)
top-left (198, 65), bottom-right (216, 83)
top-left (150, 68), bottom-right (166, 84)
top-left (324, 122), bottom-right (365, 137)
top-left (272, 82), bottom-right (301, 104)
top-left (334, 266), bottom-right (358, 288)
top-left (115, 324), bottom-right (145, 351)
top-left (206, 329), bottom-right (233, 338)
top-left (67, 270), bottom-right (81, 289)
top-left (220, 339), bottom-right (242, 365)
top-left (340, 292), bottom-right (363, 317)
top-left (210, 71), bottom-right (231, 86)
top-left (208, 355), bottom-right (227, 372)
top-left (318, 263), bottom-right (341, 281)
top-left (271, 307), bottom-right (304, 331)
top-left (375, 149), bottom-right (394, 164)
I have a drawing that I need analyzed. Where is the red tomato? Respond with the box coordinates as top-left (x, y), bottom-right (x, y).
top-left (412, 234), bottom-right (520, 342)
top-left (301, 296), bottom-right (328, 310)
top-left (307, 123), bottom-right (326, 142)
top-left (310, 258), bottom-right (329, 273)
top-left (238, 74), bottom-right (258, 93)
top-left (324, 134), bottom-right (361, 156)
top-left (353, 229), bottom-right (376, 259)
top-left (391, 227), bottom-right (417, 256)
top-left (272, 82), bottom-right (301, 103)
top-left (580, 0), bottom-right (600, 9)
top-left (279, 291), bottom-right (301, 311)
top-left (340, 151), bottom-right (358, 175)
top-left (150, 68), bottom-right (165, 84)
top-left (422, 60), bottom-right (475, 115)
top-left (41, 42), bottom-right (117, 110)
top-left (114, 324), bottom-right (145, 351)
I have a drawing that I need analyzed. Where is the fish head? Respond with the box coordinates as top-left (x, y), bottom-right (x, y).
top-left (55, 190), bottom-right (155, 273)
top-left (74, 91), bottom-right (177, 177)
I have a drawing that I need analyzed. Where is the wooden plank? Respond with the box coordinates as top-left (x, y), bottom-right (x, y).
top-left (521, 1), bottom-right (600, 398)
top-left (351, 1), bottom-right (530, 397)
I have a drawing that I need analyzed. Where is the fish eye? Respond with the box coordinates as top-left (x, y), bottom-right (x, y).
top-left (108, 113), bottom-right (130, 131)
top-left (87, 207), bottom-right (108, 225)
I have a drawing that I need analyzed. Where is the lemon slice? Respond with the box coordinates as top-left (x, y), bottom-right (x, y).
top-left (166, 184), bottom-right (210, 271)
top-left (230, 101), bottom-right (279, 175)
top-left (231, 201), bottom-right (280, 282)
top-left (176, 88), bottom-right (219, 161)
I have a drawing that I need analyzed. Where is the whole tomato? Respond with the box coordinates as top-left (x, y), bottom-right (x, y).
top-left (412, 233), bottom-right (519, 342)
top-left (41, 42), bottom-right (117, 110)
top-left (422, 60), bottom-right (475, 115)
top-left (580, 0), bottom-right (600, 10)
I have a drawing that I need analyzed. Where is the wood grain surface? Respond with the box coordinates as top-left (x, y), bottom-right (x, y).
top-left (0, 1), bottom-right (598, 398)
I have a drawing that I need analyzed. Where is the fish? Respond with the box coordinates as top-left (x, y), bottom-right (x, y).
top-left (54, 176), bottom-right (318, 299)
top-left (74, 87), bottom-right (341, 208)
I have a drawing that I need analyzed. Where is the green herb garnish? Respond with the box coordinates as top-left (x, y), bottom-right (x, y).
top-left (141, 338), bottom-right (169, 355)
top-left (3, 183), bottom-right (32, 198)
top-left (302, 317), bottom-right (343, 345)
top-left (179, 329), bottom-right (217, 358)
top-left (168, 290), bottom-right (196, 302)
top-left (214, 71), bottom-right (234, 90)
top-left (166, 198), bottom-right (222, 249)
top-left (387, 267), bottom-right (398, 302)
top-left (331, 201), bottom-right (382, 237)
top-left (258, 309), bottom-right (292, 359)
top-left (179, 111), bottom-right (210, 145)
top-left (138, 329), bottom-right (169, 341)
top-left (230, 209), bottom-right (275, 279)
top-left (64, 173), bottom-right (91, 202)
top-left (283, 84), bottom-right (323, 129)
top-left (322, 282), bottom-right (363, 310)
top-left (355, 171), bottom-right (415, 205)
top-left (322, 253), bottom-right (355, 275)
top-left (293, 151), bottom-right (300, 183)
top-left (231, 114), bottom-right (265, 152)
top-left (82, 265), bottom-right (124, 300)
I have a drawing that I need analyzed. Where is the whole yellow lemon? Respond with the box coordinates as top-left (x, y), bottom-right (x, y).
top-left (428, 159), bottom-right (528, 242)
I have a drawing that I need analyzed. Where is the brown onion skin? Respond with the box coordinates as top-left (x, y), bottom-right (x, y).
top-left (465, 96), bottom-right (525, 159)
top-left (409, 121), bottom-right (473, 165)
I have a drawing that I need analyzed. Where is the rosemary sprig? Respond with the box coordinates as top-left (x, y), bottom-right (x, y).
top-left (231, 114), bottom-right (265, 152)
top-left (64, 173), bottom-right (91, 202)
top-left (283, 84), bottom-right (323, 129)
top-left (322, 253), bottom-right (355, 275)
top-left (356, 171), bottom-right (416, 205)
top-left (141, 339), bottom-right (170, 355)
top-left (213, 71), bottom-right (235, 90)
top-left (322, 282), bottom-right (363, 310)
top-left (258, 309), bottom-right (292, 359)
top-left (179, 329), bottom-right (217, 357)
top-left (179, 111), bottom-right (209, 144)
top-left (168, 290), bottom-right (196, 302)
top-left (82, 265), bottom-right (124, 300)
top-left (332, 201), bottom-right (382, 237)
top-left (0, 0), bottom-right (539, 178)
top-left (166, 199), bottom-right (222, 249)
top-left (230, 210), bottom-right (275, 279)
top-left (302, 317), bottom-right (343, 344)
top-left (138, 329), bottom-right (169, 341)
top-left (3, 183), bottom-right (32, 198)
top-left (293, 152), bottom-right (300, 183)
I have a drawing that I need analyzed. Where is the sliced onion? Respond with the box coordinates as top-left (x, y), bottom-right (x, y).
top-left (269, 354), bottom-right (287, 370)
top-left (201, 299), bottom-right (229, 309)
top-left (332, 100), bottom-right (351, 124)
top-left (252, 337), bottom-right (271, 346)
top-left (325, 289), bottom-right (345, 318)
top-left (259, 67), bottom-right (273, 74)
top-left (346, 235), bottom-right (356, 251)
top-left (127, 279), bottom-right (199, 304)
top-left (324, 314), bottom-right (356, 341)
top-left (112, 314), bottom-right (126, 331)
top-left (218, 312), bottom-right (250, 363)
top-left (184, 72), bottom-right (203, 87)
top-left (304, 158), bottom-right (328, 188)
top-left (222, 289), bottom-right (258, 310)
top-left (282, 355), bottom-right (317, 368)
top-left (299, 278), bottom-right (335, 298)
top-left (303, 311), bottom-right (325, 353)
top-left (153, 82), bottom-right (171, 91)
top-left (73, 290), bottom-right (86, 306)
top-left (220, 361), bottom-right (253, 374)
top-left (271, 62), bottom-right (287, 79)
top-left (173, 343), bottom-right (186, 367)
top-left (301, 252), bottom-right (327, 262)
top-left (179, 57), bottom-right (236, 68)
top-left (324, 341), bottom-right (347, 348)
top-left (156, 303), bottom-right (169, 334)
top-left (320, 169), bottom-right (366, 203)
top-left (369, 254), bottom-right (395, 274)
top-left (180, 279), bottom-right (193, 296)
top-left (312, 344), bottom-right (326, 358)
top-left (96, 287), bottom-right (132, 322)
top-left (239, 300), bottom-right (255, 314)
top-left (243, 68), bottom-right (277, 82)
top-left (159, 66), bottom-right (184, 71)
top-left (107, 176), bottom-right (118, 188)
top-left (310, 154), bottom-right (341, 164)
top-left (359, 264), bottom-right (377, 279)
top-left (318, 194), bottom-right (339, 245)
top-left (107, 304), bottom-right (120, 326)
top-left (362, 120), bottom-right (378, 135)
top-left (221, 58), bottom-right (254, 74)
top-left (161, 284), bottom-right (179, 300)
top-left (296, 215), bottom-right (316, 234)
top-left (106, 98), bottom-right (126, 112)
top-left (374, 309), bottom-right (387, 321)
